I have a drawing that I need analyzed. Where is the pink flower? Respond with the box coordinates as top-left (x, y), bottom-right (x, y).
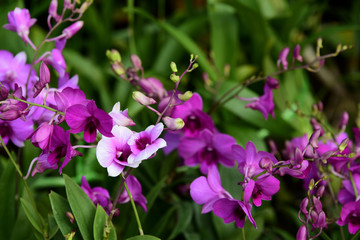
top-left (127, 123), bottom-right (167, 165)
top-left (3, 8), bottom-right (36, 45)
top-left (337, 200), bottom-right (360, 234)
top-left (96, 125), bottom-right (135, 176)
top-left (109, 102), bottom-right (135, 127)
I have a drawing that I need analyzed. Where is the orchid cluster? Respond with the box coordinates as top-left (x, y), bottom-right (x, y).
top-left (1, 1), bottom-right (358, 240)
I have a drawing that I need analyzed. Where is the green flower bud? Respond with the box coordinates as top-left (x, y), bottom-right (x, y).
top-left (111, 63), bottom-right (125, 76)
top-left (308, 179), bottom-right (315, 191)
top-left (163, 117), bottom-right (185, 131)
top-left (170, 61), bottom-right (178, 73)
top-left (339, 138), bottom-right (349, 152)
top-left (178, 91), bottom-right (193, 101)
top-left (106, 49), bottom-right (121, 63)
top-left (170, 73), bottom-right (180, 83)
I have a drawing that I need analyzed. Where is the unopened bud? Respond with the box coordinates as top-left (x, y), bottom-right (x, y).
top-left (189, 63), bottom-right (199, 72)
top-left (308, 179), bottom-right (315, 191)
top-left (0, 85), bottom-right (9, 101)
top-left (49, 0), bottom-right (60, 21)
top-left (317, 185), bottom-right (325, 197)
top-left (266, 76), bottom-right (279, 89)
top-left (335, 43), bottom-right (342, 56)
top-left (170, 61), bottom-right (178, 73)
top-left (300, 198), bottom-right (309, 215)
top-left (339, 111), bottom-right (349, 130)
top-left (296, 225), bottom-right (307, 240)
top-left (177, 91), bottom-right (193, 101)
top-left (130, 54), bottom-right (142, 71)
top-left (339, 138), bottom-right (350, 152)
top-left (170, 73), bottom-right (180, 83)
top-left (190, 53), bottom-right (194, 62)
top-left (132, 91), bottom-right (156, 106)
top-left (106, 49), bottom-right (121, 63)
top-left (293, 44), bottom-right (303, 62)
top-left (0, 110), bottom-right (21, 121)
top-left (259, 157), bottom-right (273, 172)
top-left (309, 128), bottom-right (321, 150)
top-left (64, 0), bottom-right (73, 9)
top-left (79, 0), bottom-right (93, 13)
top-left (320, 151), bottom-right (333, 164)
top-left (111, 63), bottom-right (125, 76)
top-left (316, 38), bottom-right (323, 57)
top-left (63, 21), bottom-right (84, 39)
top-left (163, 117), bottom-right (184, 131)
top-left (66, 211), bottom-right (75, 224)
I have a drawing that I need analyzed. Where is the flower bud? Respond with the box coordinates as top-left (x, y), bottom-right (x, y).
top-left (296, 225), bottom-right (307, 240)
top-left (177, 91), bottom-right (193, 101)
top-left (259, 157), bottom-right (273, 172)
top-left (309, 127), bottom-right (321, 150)
top-left (266, 76), bottom-right (279, 89)
top-left (320, 150), bottom-right (333, 164)
top-left (64, 0), bottom-right (74, 10)
top-left (106, 49), bottom-right (121, 63)
top-left (170, 61), bottom-right (178, 73)
top-left (277, 47), bottom-right (290, 70)
top-left (0, 110), bottom-right (21, 121)
top-left (111, 63), bottom-right (125, 76)
top-left (339, 111), bottom-right (349, 130)
top-left (33, 62), bottom-right (51, 97)
top-left (49, 0), bottom-right (60, 22)
top-left (308, 179), bottom-right (315, 191)
top-left (79, 0), bottom-right (93, 14)
top-left (132, 91), bottom-right (156, 106)
top-left (316, 185), bottom-right (325, 198)
top-left (163, 117), bottom-right (184, 131)
top-left (0, 85), bottom-right (9, 101)
top-left (290, 148), bottom-right (303, 166)
top-left (66, 211), bottom-right (75, 224)
top-left (293, 44), bottom-right (303, 63)
top-left (188, 63), bottom-right (199, 72)
top-left (130, 54), bottom-right (142, 71)
top-left (300, 198), bottom-right (309, 215)
top-left (339, 138), bottom-right (350, 152)
top-left (63, 21), bottom-right (84, 39)
top-left (170, 73), bottom-right (180, 83)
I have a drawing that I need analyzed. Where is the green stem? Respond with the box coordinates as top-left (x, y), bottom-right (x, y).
top-left (123, 176), bottom-right (144, 235)
top-left (242, 228), bottom-right (246, 240)
top-left (13, 96), bottom-right (65, 116)
top-left (348, 163), bottom-right (359, 198)
top-left (0, 136), bottom-right (44, 233)
top-left (127, 0), bottom-right (137, 54)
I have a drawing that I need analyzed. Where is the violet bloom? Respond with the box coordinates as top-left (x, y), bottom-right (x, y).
top-left (0, 118), bottom-right (33, 147)
top-left (213, 198), bottom-right (256, 229)
top-left (127, 123), bottom-right (167, 165)
top-left (190, 165), bottom-right (232, 213)
top-left (118, 175), bottom-right (147, 212)
top-left (138, 77), bottom-right (167, 100)
top-left (243, 83), bottom-right (275, 120)
top-left (30, 153), bottom-right (58, 176)
top-left (65, 100), bottom-right (113, 143)
top-left (96, 125), bottom-right (135, 177)
top-left (277, 47), bottom-right (290, 70)
top-left (109, 102), bottom-right (136, 127)
top-left (170, 93), bottom-right (215, 137)
top-left (338, 174), bottom-right (360, 205)
top-left (243, 176), bottom-right (280, 207)
top-left (28, 122), bottom-right (55, 152)
top-left (293, 44), bottom-right (303, 63)
top-left (0, 50), bottom-right (37, 95)
top-left (233, 141), bottom-right (277, 179)
top-left (3, 8), bottom-right (36, 45)
top-left (54, 87), bottom-right (88, 113)
top-left (337, 200), bottom-right (360, 234)
top-left (44, 49), bottom-right (67, 78)
top-left (178, 129), bottom-right (236, 174)
top-left (81, 176), bottom-right (113, 214)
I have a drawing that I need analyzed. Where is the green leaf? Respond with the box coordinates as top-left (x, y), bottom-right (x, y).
top-left (93, 205), bottom-right (117, 240)
top-left (64, 174), bottom-right (96, 240)
top-left (126, 235), bottom-right (161, 240)
top-left (20, 198), bottom-right (43, 233)
top-left (48, 214), bottom-right (59, 239)
top-left (130, 7), bottom-right (219, 82)
top-left (169, 202), bottom-right (193, 239)
top-left (49, 191), bottom-right (80, 240)
top-left (0, 160), bottom-right (16, 239)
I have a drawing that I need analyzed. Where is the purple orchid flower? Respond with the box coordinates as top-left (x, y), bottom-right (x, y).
top-left (0, 50), bottom-right (37, 96)
top-left (243, 176), bottom-right (280, 207)
top-left (243, 83), bottom-right (275, 120)
top-left (28, 122), bottom-right (55, 152)
top-left (0, 118), bottom-right (33, 147)
top-left (3, 8), bottom-right (37, 46)
top-left (338, 174), bottom-right (360, 205)
top-left (337, 200), bottom-right (360, 234)
top-left (213, 198), bottom-right (257, 229)
top-left (190, 165), bottom-right (232, 213)
top-left (65, 100), bottom-right (113, 143)
top-left (127, 123), bottom-right (167, 165)
top-left (118, 174), bottom-right (148, 212)
top-left (170, 93), bottom-right (215, 137)
top-left (96, 125), bottom-right (135, 177)
top-left (54, 87), bottom-right (88, 113)
top-left (81, 175), bottom-right (113, 214)
top-left (178, 129), bottom-right (236, 174)
top-left (109, 102), bottom-right (136, 127)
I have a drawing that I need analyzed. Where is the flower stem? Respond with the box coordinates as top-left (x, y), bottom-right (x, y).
top-left (241, 228), bottom-right (246, 240)
top-left (13, 96), bottom-right (65, 116)
top-left (348, 162), bottom-right (359, 199)
top-left (123, 175), bottom-right (144, 235)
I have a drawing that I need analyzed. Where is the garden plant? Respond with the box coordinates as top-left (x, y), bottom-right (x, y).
top-left (0, 0), bottom-right (360, 239)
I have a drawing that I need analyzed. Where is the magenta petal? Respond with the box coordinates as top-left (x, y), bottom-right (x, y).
top-left (244, 179), bottom-right (255, 203)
